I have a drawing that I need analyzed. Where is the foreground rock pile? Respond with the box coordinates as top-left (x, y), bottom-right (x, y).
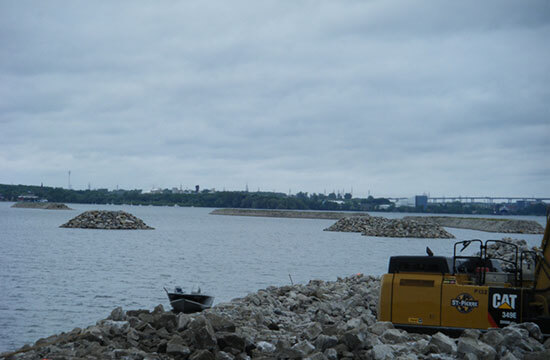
top-left (404, 216), bottom-right (544, 234)
top-left (5, 274), bottom-right (549, 360)
top-left (60, 210), bottom-right (154, 230)
top-left (325, 216), bottom-right (455, 238)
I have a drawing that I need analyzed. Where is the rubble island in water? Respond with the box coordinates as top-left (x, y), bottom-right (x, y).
top-left (11, 202), bottom-right (72, 210)
top-left (211, 209), bottom-right (544, 235)
top-left (2, 274), bottom-right (549, 360)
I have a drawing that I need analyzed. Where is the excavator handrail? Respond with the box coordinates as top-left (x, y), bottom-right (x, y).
top-left (485, 239), bottom-right (519, 286)
top-left (453, 239), bottom-right (484, 284)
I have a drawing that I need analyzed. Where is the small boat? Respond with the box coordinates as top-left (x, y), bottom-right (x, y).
top-left (164, 286), bottom-right (214, 314)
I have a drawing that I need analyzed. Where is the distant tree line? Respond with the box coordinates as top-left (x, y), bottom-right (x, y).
top-left (0, 184), bottom-right (390, 211)
top-left (0, 184), bottom-right (546, 215)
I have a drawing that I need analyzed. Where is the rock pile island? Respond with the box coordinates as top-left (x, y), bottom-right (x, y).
top-left (11, 202), bottom-right (72, 210)
top-left (60, 210), bottom-right (154, 230)
top-left (325, 216), bottom-right (455, 238)
top-left (404, 216), bottom-right (544, 234)
top-left (3, 274), bottom-right (549, 359)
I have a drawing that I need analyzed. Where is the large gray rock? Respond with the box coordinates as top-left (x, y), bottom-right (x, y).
top-left (304, 321), bottom-right (323, 340)
top-left (216, 332), bottom-right (246, 352)
top-left (190, 349), bottom-right (215, 360)
top-left (457, 337), bottom-right (496, 360)
top-left (305, 352), bottom-right (328, 360)
top-left (291, 340), bottom-right (315, 356)
top-left (255, 341), bottom-right (276, 353)
top-left (429, 332), bottom-right (456, 354)
top-left (381, 328), bottom-right (408, 344)
top-left (109, 306), bottom-right (126, 321)
top-left (167, 335), bottom-right (191, 357)
top-left (205, 313), bottom-right (236, 333)
top-left (324, 348), bottom-right (338, 360)
top-left (340, 330), bottom-right (366, 350)
top-left (480, 329), bottom-right (504, 349)
top-left (370, 344), bottom-right (395, 360)
top-left (315, 334), bottom-right (338, 351)
top-left (369, 322), bottom-right (394, 336)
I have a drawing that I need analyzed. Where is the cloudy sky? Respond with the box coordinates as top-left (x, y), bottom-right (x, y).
top-left (1, 1), bottom-right (548, 197)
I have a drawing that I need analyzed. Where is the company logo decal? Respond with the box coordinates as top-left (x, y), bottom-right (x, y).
top-left (451, 293), bottom-right (479, 313)
top-left (488, 289), bottom-right (521, 326)
top-left (492, 293), bottom-right (517, 310)
top-left (408, 317), bottom-right (423, 324)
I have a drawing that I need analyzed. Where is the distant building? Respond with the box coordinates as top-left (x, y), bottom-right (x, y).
top-left (395, 197), bottom-right (415, 207)
top-left (17, 194), bottom-right (39, 202)
top-left (415, 195), bottom-right (428, 209)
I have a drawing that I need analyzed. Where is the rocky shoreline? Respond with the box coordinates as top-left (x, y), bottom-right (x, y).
top-left (324, 216), bottom-right (455, 238)
top-left (210, 209), bottom-right (370, 220)
top-left (2, 274), bottom-right (549, 360)
top-left (60, 210), bottom-right (154, 230)
top-left (404, 216), bottom-right (544, 234)
top-left (11, 202), bottom-right (72, 210)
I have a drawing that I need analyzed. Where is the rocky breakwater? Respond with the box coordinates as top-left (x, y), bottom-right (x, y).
top-left (325, 216), bottom-right (455, 238)
top-left (60, 210), bottom-right (154, 230)
top-left (11, 202), bottom-right (72, 210)
top-left (3, 274), bottom-right (550, 359)
top-left (404, 216), bottom-right (545, 234)
top-left (210, 209), bottom-right (371, 220)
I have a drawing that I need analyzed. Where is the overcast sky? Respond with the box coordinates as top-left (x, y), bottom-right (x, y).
top-left (1, 1), bottom-right (549, 197)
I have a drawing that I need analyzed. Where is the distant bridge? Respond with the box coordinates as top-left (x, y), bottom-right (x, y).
top-left (385, 196), bottom-right (550, 203)
top-left (428, 196), bottom-right (550, 203)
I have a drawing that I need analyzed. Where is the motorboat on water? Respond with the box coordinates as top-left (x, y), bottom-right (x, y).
top-left (164, 286), bottom-right (214, 314)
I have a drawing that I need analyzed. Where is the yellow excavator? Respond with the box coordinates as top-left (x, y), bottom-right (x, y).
top-left (378, 211), bottom-right (550, 335)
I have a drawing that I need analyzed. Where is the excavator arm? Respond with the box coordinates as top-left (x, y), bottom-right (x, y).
top-left (533, 210), bottom-right (550, 316)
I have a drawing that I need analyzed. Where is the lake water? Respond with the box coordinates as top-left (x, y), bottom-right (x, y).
top-left (0, 202), bottom-right (546, 352)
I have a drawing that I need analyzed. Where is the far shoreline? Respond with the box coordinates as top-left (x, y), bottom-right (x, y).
top-left (209, 208), bottom-right (371, 220)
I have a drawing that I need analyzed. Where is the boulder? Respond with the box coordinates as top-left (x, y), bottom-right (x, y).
top-left (457, 337), bottom-right (496, 360)
top-left (429, 332), bottom-right (456, 354)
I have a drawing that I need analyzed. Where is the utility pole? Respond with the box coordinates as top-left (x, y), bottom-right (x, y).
top-left (68, 170), bottom-right (71, 190)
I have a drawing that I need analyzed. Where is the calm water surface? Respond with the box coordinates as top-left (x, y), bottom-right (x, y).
top-left (0, 202), bottom-right (545, 352)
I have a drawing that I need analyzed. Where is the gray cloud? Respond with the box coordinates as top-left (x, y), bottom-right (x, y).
top-left (1, 0), bottom-right (549, 197)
